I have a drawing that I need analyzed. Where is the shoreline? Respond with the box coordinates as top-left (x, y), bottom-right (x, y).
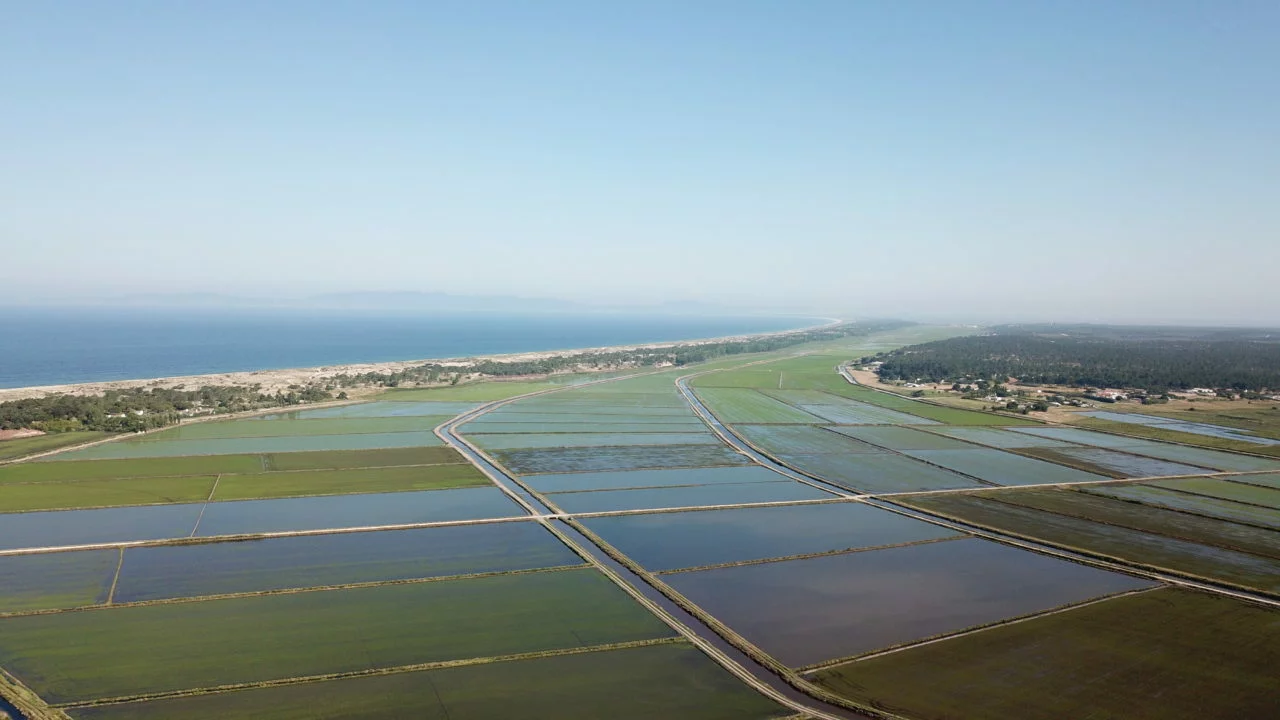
top-left (0, 317), bottom-right (843, 402)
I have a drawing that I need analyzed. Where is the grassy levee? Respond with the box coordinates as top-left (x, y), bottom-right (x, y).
top-left (0, 434), bottom-right (114, 463)
top-left (211, 464), bottom-right (488, 501)
top-left (2, 666), bottom-right (71, 720)
top-left (137, 416), bottom-right (451, 442)
top-left (0, 567), bottom-right (674, 705)
top-left (809, 588), bottom-right (1280, 720)
top-left (1075, 417), bottom-right (1280, 458)
top-left (897, 493), bottom-right (1280, 597)
top-left (63, 641), bottom-right (794, 720)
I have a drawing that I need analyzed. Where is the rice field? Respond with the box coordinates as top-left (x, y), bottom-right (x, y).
top-left (1085, 484), bottom-right (1280, 530)
top-left (810, 588), bottom-right (1280, 720)
top-left (582, 502), bottom-right (962, 571)
top-left (66, 642), bottom-right (793, 720)
top-left (490, 445), bottom-right (752, 475)
top-left (664, 537), bottom-right (1153, 667)
top-left (469, 431), bottom-right (719, 450)
top-left (694, 388), bottom-right (827, 424)
top-left (544, 480), bottom-right (832, 514)
top-left (113, 522), bottom-right (584, 603)
top-left (52, 431), bottom-right (444, 460)
top-left (777, 452), bottom-right (988, 494)
top-left (902, 448), bottom-right (1109, 486)
top-left (898, 493), bottom-right (1280, 594)
top-left (0, 551), bottom-right (119, 614)
top-left (1148, 476), bottom-right (1280, 508)
top-left (0, 568), bottom-right (674, 705)
top-left (523, 466), bottom-right (784, 493)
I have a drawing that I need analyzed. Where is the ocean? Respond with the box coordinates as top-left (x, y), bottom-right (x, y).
top-left (0, 308), bottom-right (818, 389)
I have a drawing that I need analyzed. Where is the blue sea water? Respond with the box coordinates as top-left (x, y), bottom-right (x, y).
top-left (0, 308), bottom-right (818, 389)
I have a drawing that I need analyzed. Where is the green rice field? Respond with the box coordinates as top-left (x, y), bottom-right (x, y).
top-left (0, 432), bottom-right (114, 461)
top-left (66, 642), bottom-right (792, 720)
top-left (0, 551), bottom-right (119, 614)
top-left (490, 445), bottom-right (752, 475)
top-left (693, 388), bottom-right (826, 424)
top-left (138, 416), bottom-right (449, 441)
top-left (810, 588), bottom-right (1280, 720)
top-left (0, 568), bottom-right (673, 704)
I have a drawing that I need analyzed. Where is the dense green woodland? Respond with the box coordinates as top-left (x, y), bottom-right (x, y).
top-left (0, 385), bottom-right (332, 433)
top-left (868, 325), bottom-right (1280, 392)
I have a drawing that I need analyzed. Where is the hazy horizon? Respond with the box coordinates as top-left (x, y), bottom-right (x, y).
top-left (4, 3), bottom-right (1278, 326)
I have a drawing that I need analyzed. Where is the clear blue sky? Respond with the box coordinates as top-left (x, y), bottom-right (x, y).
top-left (3, 2), bottom-right (1277, 324)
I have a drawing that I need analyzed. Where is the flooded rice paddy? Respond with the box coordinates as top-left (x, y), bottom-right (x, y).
top-left (524, 466), bottom-right (784, 493)
top-left (582, 502), bottom-right (962, 571)
top-left (665, 537), bottom-right (1155, 667)
top-left (545, 480), bottom-right (832, 514)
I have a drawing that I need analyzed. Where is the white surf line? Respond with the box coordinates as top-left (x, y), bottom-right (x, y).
top-left (797, 585), bottom-right (1165, 675)
top-left (187, 474), bottom-right (222, 537)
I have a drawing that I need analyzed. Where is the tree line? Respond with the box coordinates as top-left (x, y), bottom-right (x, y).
top-left (865, 325), bottom-right (1280, 392)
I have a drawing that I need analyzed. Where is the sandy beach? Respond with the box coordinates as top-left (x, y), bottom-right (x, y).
top-left (0, 319), bottom-right (840, 403)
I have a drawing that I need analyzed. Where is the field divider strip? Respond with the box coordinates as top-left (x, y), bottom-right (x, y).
top-left (104, 547), bottom-right (126, 605)
top-left (188, 474), bottom-right (221, 536)
top-left (54, 636), bottom-right (686, 710)
top-left (796, 585), bottom-right (1165, 674)
top-left (0, 563), bottom-right (588, 619)
top-left (654, 535), bottom-right (969, 576)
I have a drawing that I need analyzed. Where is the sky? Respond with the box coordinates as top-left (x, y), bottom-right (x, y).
top-left (3, 2), bottom-right (1278, 325)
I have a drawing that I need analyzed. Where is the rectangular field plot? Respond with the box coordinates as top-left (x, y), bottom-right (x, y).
top-left (0, 475), bottom-right (218, 513)
top-left (1015, 447), bottom-right (1211, 478)
top-left (212, 464), bottom-right (489, 501)
top-left (264, 446), bottom-right (461, 471)
top-left (664, 537), bottom-right (1153, 667)
top-left (53, 431), bottom-right (443, 460)
top-left (779, 452), bottom-right (988, 494)
top-left (0, 568), bottom-right (674, 705)
top-left (694, 388), bottom-right (826, 424)
top-left (735, 424), bottom-right (884, 455)
top-left (1084, 410), bottom-right (1280, 446)
top-left (582, 502), bottom-right (961, 571)
top-left (1085, 485), bottom-right (1280, 530)
top-left (468, 432), bottom-right (718, 450)
top-left (1148, 477), bottom-right (1280, 508)
top-left (693, 368), bottom-right (786, 388)
top-left (1014, 428), bottom-right (1280, 472)
top-left (1233, 472), bottom-right (1280, 490)
top-left (929, 426), bottom-right (1078, 449)
top-left (899, 493), bottom-right (1280, 595)
top-left (66, 642), bottom-right (791, 720)
top-left (545, 480), bottom-right (832, 514)
top-left (983, 488), bottom-right (1280, 561)
top-left (9, 454), bottom-right (266, 482)
top-left (810, 589), bottom-right (1280, 720)
top-left (830, 426), bottom-right (977, 451)
top-left (195, 487), bottom-right (523, 537)
top-left (113, 522), bottom-right (582, 602)
top-left (261, 401), bottom-right (481, 419)
top-left (0, 550), bottom-right (119, 613)
top-left (139, 416), bottom-right (449, 441)
top-left (524, 466), bottom-right (784, 493)
top-left (0, 504), bottom-right (203, 551)
top-left (903, 449), bottom-right (1108, 486)
top-left (491, 445), bottom-right (751, 475)
top-left (762, 390), bottom-right (937, 425)
top-left (459, 421), bottom-right (708, 434)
